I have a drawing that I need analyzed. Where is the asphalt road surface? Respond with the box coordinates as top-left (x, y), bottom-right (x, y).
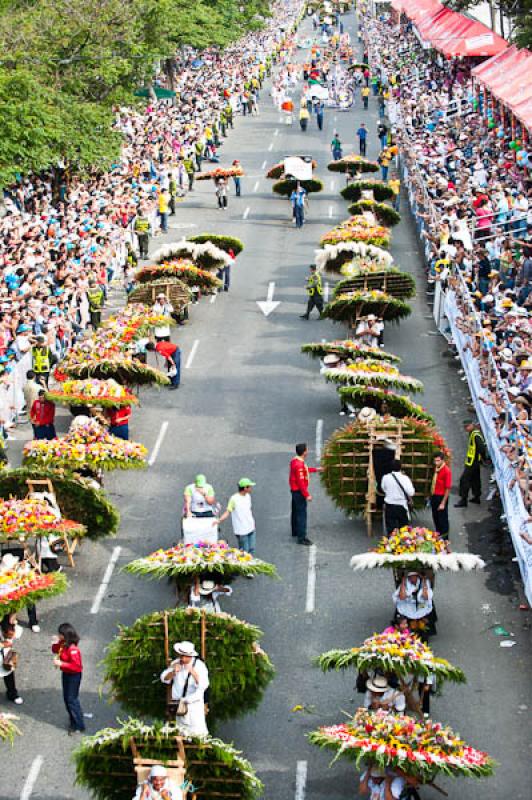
top-left (3, 10), bottom-right (531, 800)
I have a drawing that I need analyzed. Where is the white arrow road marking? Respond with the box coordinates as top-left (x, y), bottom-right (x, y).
top-left (256, 281), bottom-right (281, 317)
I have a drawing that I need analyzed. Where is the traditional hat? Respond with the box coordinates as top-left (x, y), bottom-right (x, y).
top-left (149, 766), bottom-right (167, 779)
top-left (366, 675), bottom-right (389, 693)
top-left (357, 407), bottom-right (377, 423)
top-left (323, 354), bottom-right (341, 366)
top-left (199, 580), bottom-right (216, 595)
top-left (173, 640), bottom-right (198, 657)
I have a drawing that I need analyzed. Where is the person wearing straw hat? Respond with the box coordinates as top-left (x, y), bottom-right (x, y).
top-left (152, 294), bottom-right (174, 343)
top-left (133, 764), bottom-right (181, 800)
top-left (160, 641), bottom-right (209, 736)
top-left (189, 578), bottom-right (232, 613)
top-left (364, 675), bottom-right (406, 714)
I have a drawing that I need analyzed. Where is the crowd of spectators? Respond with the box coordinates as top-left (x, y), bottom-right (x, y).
top-left (359, 10), bottom-right (532, 553)
top-left (0, 0), bottom-right (302, 426)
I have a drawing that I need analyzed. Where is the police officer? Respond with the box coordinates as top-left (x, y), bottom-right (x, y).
top-left (455, 421), bottom-right (487, 507)
top-left (300, 265), bottom-right (324, 320)
top-left (87, 280), bottom-right (105, 330)
top-left (133, 208), bottom-right (150, 258)
top-left (31, 335), bottom-right (56, 388)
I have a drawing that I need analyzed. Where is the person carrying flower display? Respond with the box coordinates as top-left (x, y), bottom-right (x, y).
top-left (184, 475), bottom-right (217, 518)
top-left (160, 640), bottom-right (209, 736)
top-left (133, 764), bottom-right (181, 800)
top-left (364, 674), bottom-right (406, 715)
top-left (393, 573), bottom-right (434, 638)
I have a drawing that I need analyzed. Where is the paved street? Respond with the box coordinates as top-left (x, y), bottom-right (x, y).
top-left (3, 10), bottom-right (531, 800)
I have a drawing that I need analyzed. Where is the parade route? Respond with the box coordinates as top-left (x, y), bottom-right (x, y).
top-left (1, 9), bottom-right (531, 800)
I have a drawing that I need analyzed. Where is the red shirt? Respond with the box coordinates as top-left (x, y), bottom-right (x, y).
top-left (155, 341), bottom-right (178, 359)
top-left (52, 642), bottom-right (83, 674)
top-left (433, 464), bottom-right (452, 496)
top-left (30, 398), bottom-right (55, 426)
top-left (107, 406), bottom-right (131, 427)
top-left (289, 457), bottom-right (318, 499)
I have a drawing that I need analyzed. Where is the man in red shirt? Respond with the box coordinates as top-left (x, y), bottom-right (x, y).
top-left (146, 340), bottom-right (180, 389)
top-left (30, 390), bottom-right (56, 440)
top-left (289, 443), bottom-right (321, 546)
top-left (430, 452), bottom-right (452, 538)
top-left (106, 405), bottom-right (131, 440)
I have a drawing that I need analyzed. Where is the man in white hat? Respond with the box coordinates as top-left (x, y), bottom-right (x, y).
top-left (189, 578), bottom-right (232, 612)
top-left (160, 641), bottom-right (209, 736)
top-left (355, 314), bottom-right (383, 348)
top-left (133, 764), bottom-right (181, 799)
top-left (364, 675), bottom-right (406, 714)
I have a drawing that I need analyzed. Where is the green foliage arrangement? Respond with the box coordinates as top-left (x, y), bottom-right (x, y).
top-left (321, 417), bottom-right (449, 515)
top-left (135, 263), bottom-right (222, 292)
top-left (61, 357), bottom-right (169, 387)
top-left (338, 386), bottom-right (435, 423)
top-left (333, 269), bottom-right (416, 299)
top-left (341, 181), bottom-right (395, 203)
top-left (189, 234), bottom-right (244, 255)
top-left (73, 718), bottom-right (263, 800)
top-left (327, 155), bottom-right (379, 174)
top-left (103, 608), bottom-right (275, 724)
top-left (323, 291), bottom-right (411, 322)
top-left (323, 361), bottom-right (423, 394)
top-left (301, 341), bottom-right (401, 363)
top-left (347, 199), bottom-right (401, 226)
top-left (0, 467), bottom-right (120, 540)
top-left (272, 177), bottom-right (324, 196)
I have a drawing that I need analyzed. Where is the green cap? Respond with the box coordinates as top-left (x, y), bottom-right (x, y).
top-left (238, 478), bottom-right (256, 489)
top-left (195, 474), bottom-right (207, 487)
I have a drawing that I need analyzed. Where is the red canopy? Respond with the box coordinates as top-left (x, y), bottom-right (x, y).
top-left (472, 45), bottom-right (532, 130)
top-left (409, 2), bottom-right (507, 57)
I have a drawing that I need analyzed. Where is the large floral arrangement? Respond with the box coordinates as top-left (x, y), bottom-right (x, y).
top-left (341, 180), bottom-right (395, 203)
top-left (23, 420), bottom-right (147, 473)
top-left (135, 261), bottom-right (221, 291)
top-left (347, 199), bottom-right (401, 227)
top-left (46, 379), bottom-right (138, 409)
top-left (334, 269), bottom-right (415, 300)
top-left (302, 340), bottom-right (401, 363)
top-left (151, 240), bottom-right (232, 270)
top-left (320, 217), bottom-right (390, 247)
top-left (189, 233), bottom-right (244, 255)
top-left (317, 630), bottom-right (466, 683)
top-left (272, 177), bottom-right (323, 196)
top-left (323, 290), bottom-right (411, 322)
top-left (315, 241), bottom-right (394, 274)
top-left (0, 560), bottom-right (68, 614)
top-left (0, 713), bottom-right (21, 744)
top-left (103, 608), bottom-right (275, 724)
top-left (0, 498), bottom-right (86, 541)
top-left (74, 719), bottom-right (263, 800)
top-left (327, 154), bottom-right (379, 174)
top-left (337, 386), bottom-right (435, 423)
top-left (196, 166), bottom-right (245, 181)
top-left (324, 360), bottom-right (423, 393)
top-left (58, 305), bottom-right (170, 386)
top-left (321, 418), bottom-right (450, 516)
top-left (126, 541), bottom-right (278, 581)
top-left (266, 160), bottom-right (317, 179)
top-left (350, 526), bottom-right (485, 572)
top-left (309, 709), bottom-right (495, 780)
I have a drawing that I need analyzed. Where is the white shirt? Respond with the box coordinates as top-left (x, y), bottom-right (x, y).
top-left (161, 658), bottom-right (209, 703)
top-left (364, 688), bottom-right (406, 713)
top-left (360, 773), bottom-right (405, 800)
top-left (189, 585), bottom-right (232, 613)
top-left (133, 780), bottom-right (182, 800)
top-left (381, 471), bottom-right (415, 508)
top-left (393, 579), bottom-right (434, 619)
top-left (153, 302), bottom-right (173, 338)
top-left (226, 492), bottom-right (255, 536)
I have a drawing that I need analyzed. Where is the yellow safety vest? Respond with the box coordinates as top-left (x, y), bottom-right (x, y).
top-left (307, 273), bottom-right (322, 296)
top-left (87, 288), bottom-right (104, 312)
top-left (465, 430), bottom-right (483, 467)
top-left (134, 216), bottom-right (150, 234)
top-left (32, 346), bottom-right (50, 373)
